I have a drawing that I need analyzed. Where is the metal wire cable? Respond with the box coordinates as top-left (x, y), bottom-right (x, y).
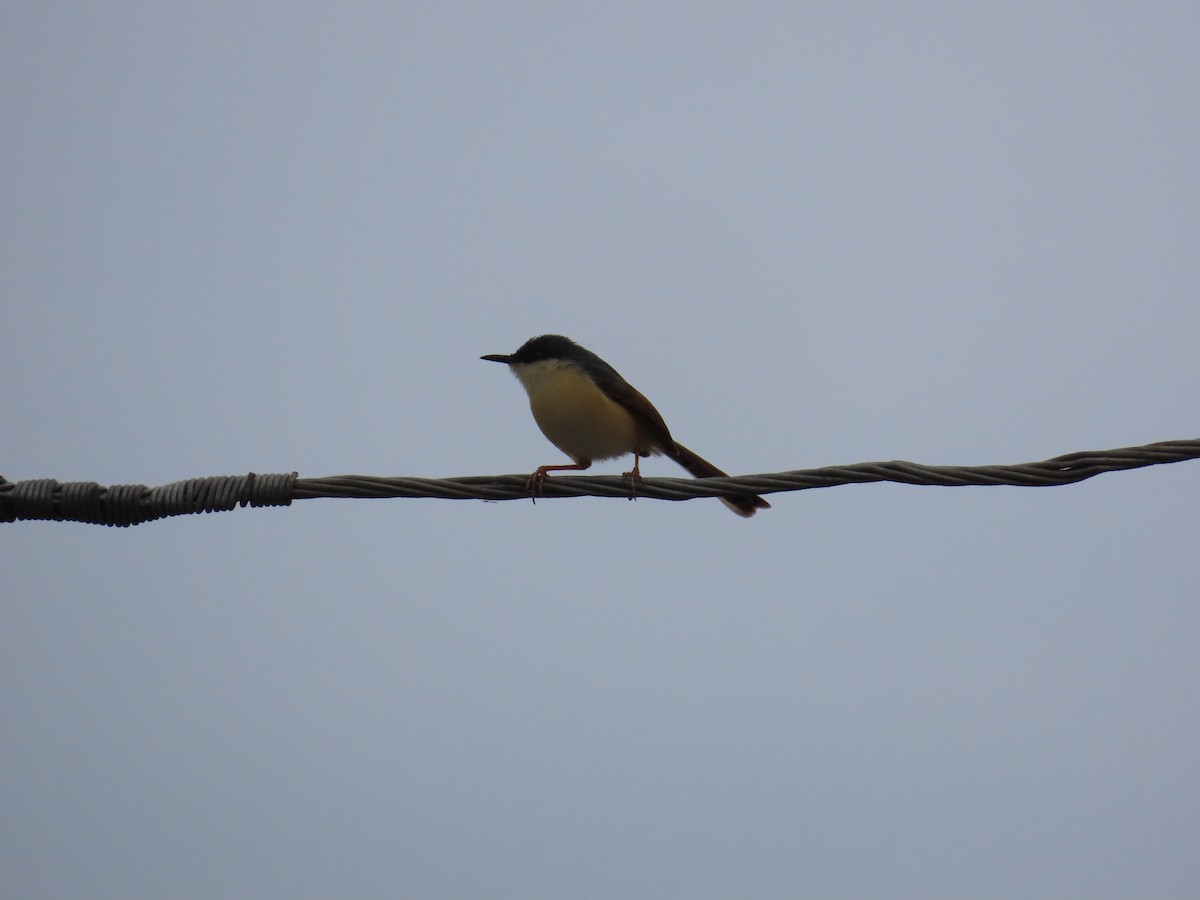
top-left (2, 437), bottom-right (1197, 526)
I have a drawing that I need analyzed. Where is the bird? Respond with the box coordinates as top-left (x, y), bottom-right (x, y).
top-left (481, 334), bottom-right (770, 517)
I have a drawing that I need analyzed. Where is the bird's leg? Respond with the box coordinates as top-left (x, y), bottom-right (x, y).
top-left (527, 460), bottom-right (591, 504)
top-left (621, 453), bottom-right (643, 501)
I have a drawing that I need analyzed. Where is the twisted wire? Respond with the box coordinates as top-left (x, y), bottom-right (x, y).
top-left (0, 472), bottom-right (297, 527)
top-left (2, 438), bottom-right (1197, 526)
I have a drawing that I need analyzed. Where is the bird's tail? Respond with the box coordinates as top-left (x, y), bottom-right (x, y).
top-left (665, 443), bottom-right (771, 518)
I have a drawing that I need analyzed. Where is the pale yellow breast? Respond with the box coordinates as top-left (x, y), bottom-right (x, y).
top-left (514, 360), bottom-right (642, 464)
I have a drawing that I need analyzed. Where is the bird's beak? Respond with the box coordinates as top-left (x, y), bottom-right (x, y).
top-left (480, 354), bottom-right (514, 363)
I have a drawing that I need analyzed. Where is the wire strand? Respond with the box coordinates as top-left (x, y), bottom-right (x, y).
top-left (3, 437), bottom-right (1197, 526)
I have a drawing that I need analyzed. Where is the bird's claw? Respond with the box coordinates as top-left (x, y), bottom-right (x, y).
top-left (526, 468), bottom-right (548, 505)
top-left (621, 461), bottom-right (643, 502)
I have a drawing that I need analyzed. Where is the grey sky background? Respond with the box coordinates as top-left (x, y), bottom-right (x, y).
top-left (3, 3), bottom-right (1198, 897)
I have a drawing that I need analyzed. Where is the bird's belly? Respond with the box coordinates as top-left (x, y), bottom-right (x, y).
top-left (527, 368), bottom-right (642, 464)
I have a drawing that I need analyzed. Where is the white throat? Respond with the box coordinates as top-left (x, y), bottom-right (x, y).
top-left (508, 357), bottom-right (577, 398)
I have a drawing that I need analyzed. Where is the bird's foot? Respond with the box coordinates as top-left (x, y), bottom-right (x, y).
top-left (526, 462), bottom-right (590, 505)
top-left (621, 456), bottom-right (644, 501)
top-left (526, 467), bottom-right (551, 505)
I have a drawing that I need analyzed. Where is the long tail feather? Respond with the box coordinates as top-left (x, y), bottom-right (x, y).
top-left (665, 443), bottom-right (771, 518)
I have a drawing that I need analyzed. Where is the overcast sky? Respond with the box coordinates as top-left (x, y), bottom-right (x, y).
top-left (3, 3), bottom-right (1199, 898)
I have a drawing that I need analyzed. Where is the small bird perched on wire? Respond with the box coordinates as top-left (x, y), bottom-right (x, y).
top-left (481, 334), bottom-right (770, 517)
